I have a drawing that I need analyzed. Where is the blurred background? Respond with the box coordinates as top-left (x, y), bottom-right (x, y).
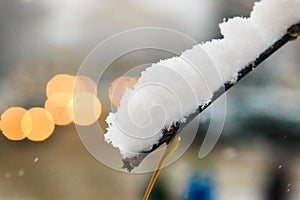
top-left (0, 0), bottom-right (300, 199)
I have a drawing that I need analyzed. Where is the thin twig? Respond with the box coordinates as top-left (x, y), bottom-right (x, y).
top-left (122, 23), bottom-right (300, 172)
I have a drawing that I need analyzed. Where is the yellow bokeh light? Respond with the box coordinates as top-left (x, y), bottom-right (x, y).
top-left (108, 76), bottom-right (137, 107)
top-left (0, 107), bottom-right (27, 141)
top-left (21, 107), bottom-right (55, 142)
top-left (69, 93), bottom-right (102, 126)
top-left (44, 99), bottom-right (73, 126)
top-left (46, 74), bottom-right (76, 98)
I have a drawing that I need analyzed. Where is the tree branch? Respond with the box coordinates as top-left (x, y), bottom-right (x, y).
top-left (122, 22), bottom-right (300, 172)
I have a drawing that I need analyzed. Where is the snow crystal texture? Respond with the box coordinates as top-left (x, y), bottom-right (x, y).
top-left (105, 0), bottom-right (300, 158)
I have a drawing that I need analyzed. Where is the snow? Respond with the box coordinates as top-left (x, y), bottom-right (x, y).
top-left (33, 157), bottom-right (39, 163)
top-left (105, 0), bottom-right (300, 158)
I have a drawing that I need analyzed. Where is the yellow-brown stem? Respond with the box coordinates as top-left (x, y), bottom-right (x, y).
top-left (142, 135), bottom-right (180, 200)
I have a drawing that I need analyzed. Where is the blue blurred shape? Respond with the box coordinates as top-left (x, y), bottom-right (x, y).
top-left (185, 172), bottom-right (215, 200)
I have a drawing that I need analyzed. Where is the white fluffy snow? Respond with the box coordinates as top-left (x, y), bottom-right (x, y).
top-left (105, 0), bottom-right (300, 158)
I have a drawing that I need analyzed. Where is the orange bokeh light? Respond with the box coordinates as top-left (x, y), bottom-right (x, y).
top-left (21, 107), bottom-right (55, 141)
top-left (69, 93), bottom-right (102, 126)
top-left (46, 74), bottom-right (98, 108)
top-left (44, 99), bottom-right (73, 126)
top-left (75, 75), bottom-right (98, 96)
top-left (0, 74), bottom-right (102, 142)
top-left (46, 74), bottom-right (76, 98)
top-left (0, 107), bottom-right (27, 141)
top-left (47, 92), bottom-right (73, 108)
top-left (108, 76), bottom-right (137, 107)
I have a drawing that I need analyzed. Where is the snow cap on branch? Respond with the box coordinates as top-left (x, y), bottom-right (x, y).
top-left (105, 0), bottom-right (300, 158)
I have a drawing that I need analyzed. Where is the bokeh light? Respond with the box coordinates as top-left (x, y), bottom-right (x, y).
top-left (44, 99), bottom-right (73, 126)
top-left (21, 107), bottom-right (55, 141)
top-left (47, 92), bottom-right (73, 108)
top-left (108, 76), bottom-right (137, 107)
top-left (0, 107), bottom-right (27, 141)
top-left (69, 93), bottom-right (102, 126)
top-left (0, 74), bottom-right (101, 142)
top-left (46, 74), bottom-right (76, 98)
top-left (75, 75), bottom-right (98, 95)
